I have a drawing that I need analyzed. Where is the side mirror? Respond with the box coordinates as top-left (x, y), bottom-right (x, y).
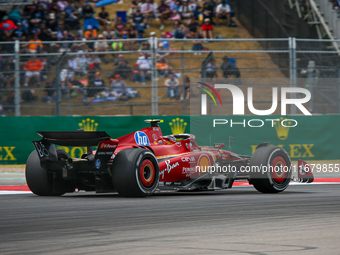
top-left (214, 143), bottom-right (225, 149)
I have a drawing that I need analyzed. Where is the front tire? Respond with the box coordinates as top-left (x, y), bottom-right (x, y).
top-left (111, 149), bottom-right (159, 197)
top-left (25, 149), bottom-right (69, 196)
top-left (250, 146), bottom-right (292, 193)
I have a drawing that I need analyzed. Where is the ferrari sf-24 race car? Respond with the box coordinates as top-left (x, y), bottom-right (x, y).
top-left (26, 119), bottom-right (314, 197)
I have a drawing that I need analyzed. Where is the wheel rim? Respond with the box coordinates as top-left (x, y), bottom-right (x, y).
top-left (271, 156), bottom-right (288, 183)
top-left (139, 159), bottom-right (156, 188)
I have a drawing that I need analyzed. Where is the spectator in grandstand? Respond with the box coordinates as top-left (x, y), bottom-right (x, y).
top-left (160, 32), bottom-right (170, 49)
top-left (58, 31), bottom-right (75, 53)
top-left (22, 3), bottom-right (35, 17)
top-left (165, 73), bottom-right (180, 99)
top-left (82, 2), bottom-right (95, 19)
top-left (215, 0), bottom-right (231, 26)
top-left (220, 56), bottom-right (240, 78)
top-left (206, 0), bottom-right (217, 14)
top-left (47, 1), bottom-right (60, 16)
top-left (64, 3), bottom-right (80, 29)
top-left (11, 22), bottom-right (27, 41)
top-left (0, 65), bottom-right (14, 88)
top-left (202, 2), bottom-right (214, 22)
top-left (87, 54), bottom-right (102, 70)
top-left (111, 39), bottom-right (125, 51)
top-left (114, 59), bottom-right (132, 79)
top-left (141, 0), bottom-right (156, 21)
top-left (111, 74), bottom-right (139, 100)
top-left (23, 55), bottom-right (44, 87)
top-left (110, 74), bottom-right (127, 98)
top-left (8, 6), bottom-right (22, 24)
top-left (86, 71), bottom-right (107, 102)
top-left (136, 52), bottom-right (152, 84)
top-left (131, 10), bottom-right (147, 37)
top-left (202, 18), bottom-right (213, 40)
top-left (42, 81), bottom-right (56, 103)
top-left (132, 63), bottom-right (141, 83)
top-left (68, 55), bottom-right (79, 72)
top-left (114, 17), bottom-right (127, 35)
top-left (95, 34), bottom-right (109, 52)
top-left (178, 0), bottom-right (193, 20)
top-left (87, 33), bottom-right (97, 51)
top-left (132, 8), bottom-right (146, 29)
top-left (24, 34), bottom-right (43, 54)
top-left (38, 23), bottom-right (51, 41)
top-left (46, 12), bottom-right (59, 32)
top-left (148, 31), bottom-right (158, 48)
top-left (60, 68), bottom-right (75, 84)
top-left (173, 22), bottom-right (187, 38)
top-left (128, 0), bottom-right (140, 16)
top-left (85, 25), bottom-right (98, 39)
top-left (102, 26), bottom-right (116, 39)
top-left (157, 0), bottom-right (172, 30)
top-left (173, 20), bottom-right (181, 31)
top-left (75, 48), bottom-right (88, 75)
top-left (180, 75), bottom-right (191, 100)
top-left (127, 23), bottom-right (139, 39)
top-left (121, 30), bottom-right (134, 51)
top-left (186, 17), bottom-right (200, 38)
top-left (165, 0), bottom-right (176, 11)
top-left (97, 6), bottom-right (111, 29)
top-left (157, 43), bottom-right (170, 59)
top-left (0, 16), bottom-right (17, 38)
top-left (57, 0), bottom-right (68, 12)
top-left (57, 24), bottom-right (66, 40)
top-left (206, 58), bottom-right (218, 78)
top-left (169, 10), bottom-right (181, 20)
top-left (64, 2), bottom-right (77, 18)
top-left (157, 58), bottom-right (172, 77)
top-left (141, 41), bottom-right (151, 50)
top-left (72, 39), bottom-right (87, 53)
top-left (114, 54), bottom-right (128, 66)
top-left (29, 4), bottom-right (45, 26)
top-left (22, 89), bottom-right (38, 103)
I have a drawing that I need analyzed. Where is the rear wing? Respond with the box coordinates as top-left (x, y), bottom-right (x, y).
top-left (32, 131), bottom-right (117, 171)
top-left (36, 131), bottom-right (111, 146)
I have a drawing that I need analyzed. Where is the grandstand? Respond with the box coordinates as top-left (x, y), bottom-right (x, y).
top-left (0, 0), bottom-right (339, 116)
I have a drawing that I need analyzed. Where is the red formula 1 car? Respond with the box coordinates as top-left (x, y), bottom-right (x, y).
top-left (26, 120), bottom-right (314, 197)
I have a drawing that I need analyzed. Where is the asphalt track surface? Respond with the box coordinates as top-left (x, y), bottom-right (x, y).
top-left (1, 185), bottom-right (340, 255)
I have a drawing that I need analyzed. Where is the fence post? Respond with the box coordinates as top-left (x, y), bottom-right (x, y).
top-left (307, 60), bottom-right (315, 113)
top-left (150, 37), bottom-right (155, 116)
top-left (181, 45), bottom-right (186, 114)
top-left (289, 37), bottom-right (297, 114)
top-left (56, 52), bottom-right (67, 116)
top-left (14, 40), bottom-right (21, 116)
top-left (154, 37), bottom-right (158, 115)
top-left (66, 71), bottom-right (71, 116)
top-left (338, 68), bottom-right (340, 113)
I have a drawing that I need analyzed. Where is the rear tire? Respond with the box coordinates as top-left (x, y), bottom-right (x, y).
top-left (25, 149), bottom-right (69, 196)
top-left (111, 149), bottom-right (159, 197)
top-left (250, 146), bottom-right (292, 193)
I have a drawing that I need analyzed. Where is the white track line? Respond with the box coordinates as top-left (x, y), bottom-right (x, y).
top-left (0, 191), bottom-right (32, 195)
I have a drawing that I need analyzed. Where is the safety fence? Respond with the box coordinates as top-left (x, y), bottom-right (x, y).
top-left (1, 37), bottom-right (340, 116)
top-left (0, 115), bottom-right (339, 164)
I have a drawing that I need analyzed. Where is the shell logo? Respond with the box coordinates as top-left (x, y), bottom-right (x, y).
top-left (198, 154), bottom-right (210, 170)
